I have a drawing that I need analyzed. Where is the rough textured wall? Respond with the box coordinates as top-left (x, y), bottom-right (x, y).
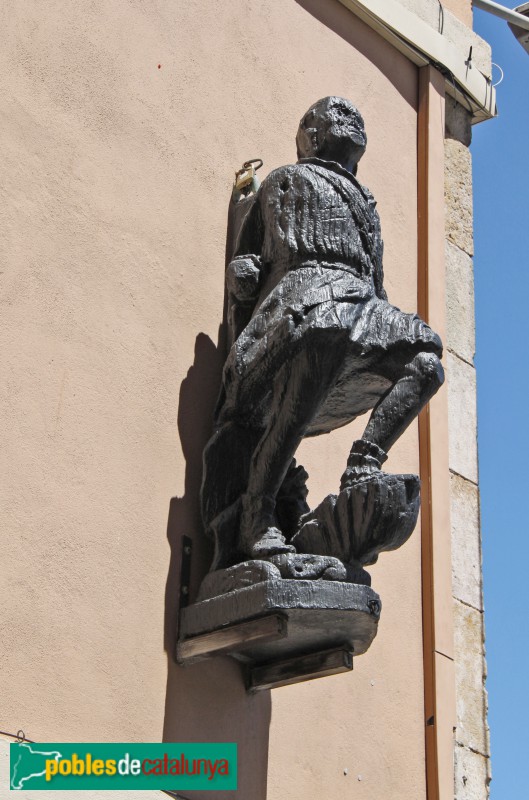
top-left (441, 0), bottom-right (473, 26)
top-left (445, 102), bottom-right (491, 799)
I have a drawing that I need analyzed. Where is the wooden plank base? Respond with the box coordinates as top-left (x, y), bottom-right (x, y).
top-left (176, 613), bottom-right (287, 665)
top-left (248, 646), bottom-right (354, 692)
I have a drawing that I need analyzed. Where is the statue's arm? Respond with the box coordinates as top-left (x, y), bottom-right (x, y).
top-left (233, 192), bottom-right (264, 261)
top-left (372, 204), bottom-right (388, 301)
top-left (225, 165), bottom-right (311, 342)
top-left (226, 193), bottom-right (265, 343)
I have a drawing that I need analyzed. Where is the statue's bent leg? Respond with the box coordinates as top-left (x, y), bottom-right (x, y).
top-left (361, 350), bottom-right (444, 453)
top-left (201, 420), bottom-right (262, 528)
top-left (240, 334), bottom-right (347, 558)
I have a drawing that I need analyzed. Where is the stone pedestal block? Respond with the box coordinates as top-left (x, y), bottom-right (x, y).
top-left (177, 580), bottom-right (381, 689)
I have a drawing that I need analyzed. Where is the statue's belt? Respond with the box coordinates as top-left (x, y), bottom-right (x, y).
top-left (258, 264), bottom-right (375, 316)
top-left (289, 259), bottom-right (372, 276)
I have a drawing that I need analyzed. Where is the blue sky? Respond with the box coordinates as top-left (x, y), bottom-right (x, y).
top-left (472, 8), bottom-right (529, 798)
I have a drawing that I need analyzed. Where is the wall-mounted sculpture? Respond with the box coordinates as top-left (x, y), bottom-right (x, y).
top-left (177, 97), bottom-right (444, 690)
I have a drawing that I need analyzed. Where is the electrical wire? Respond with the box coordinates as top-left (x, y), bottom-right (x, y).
top-left (438, 1), bottom-right (445, 34)
top-left (443, 66), bottom-right (475, 113)
top-left (0, 729), bottom-right (33, 742)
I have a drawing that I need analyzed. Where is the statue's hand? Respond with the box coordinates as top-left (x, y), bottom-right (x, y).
top-left (226, 255), bottom-right (262, 303)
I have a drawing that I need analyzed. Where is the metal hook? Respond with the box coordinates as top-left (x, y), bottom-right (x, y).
top-left (243, 159), bottom-right (263, 171)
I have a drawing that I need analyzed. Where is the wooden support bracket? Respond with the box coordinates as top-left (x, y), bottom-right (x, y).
top-left (176, 613), bottom-right (288, 665)
top-left (248, 646), bottom-right (354, 692)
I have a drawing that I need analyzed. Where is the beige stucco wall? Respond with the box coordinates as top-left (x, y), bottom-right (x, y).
top-left (0, 0), bottom-right (489, 798)
top-left (444, 0), bottom-right (472, 26)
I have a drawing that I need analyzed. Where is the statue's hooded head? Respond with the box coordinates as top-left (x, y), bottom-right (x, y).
top-left (296, 96), bottom-right (367, 175)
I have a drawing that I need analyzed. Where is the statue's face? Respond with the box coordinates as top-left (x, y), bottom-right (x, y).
top-left (297, 97), bottom-right (367, 171)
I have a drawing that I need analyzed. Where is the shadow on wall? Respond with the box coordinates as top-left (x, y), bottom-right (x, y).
top-left (296, 0), bottom-right (418, 110)
top-left (162, 326), bottom-right (271, 798)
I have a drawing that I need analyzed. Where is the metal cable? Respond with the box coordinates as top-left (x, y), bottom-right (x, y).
top-left (491, 61), bottom-right (505, 87)
top-left (0, 729), bottom-right (33, 742)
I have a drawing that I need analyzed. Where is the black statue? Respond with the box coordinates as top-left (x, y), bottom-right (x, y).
top-left (177, 98), bottom-right (445, 678)
top-left (201, 96), bottom-right (444, 583)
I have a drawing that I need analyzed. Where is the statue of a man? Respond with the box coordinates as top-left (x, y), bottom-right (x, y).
top-left (202, 96), bottom-right (444, 571)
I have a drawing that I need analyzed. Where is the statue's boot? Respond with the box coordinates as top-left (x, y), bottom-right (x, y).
top-left (340, 439), bottom-right (388, 489)
top-left (239, 493), bottom-right (296, 558)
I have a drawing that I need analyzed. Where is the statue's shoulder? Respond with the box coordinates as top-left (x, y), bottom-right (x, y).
top-left (357, 180), bottom-right (376, 207)
top-left (260, 163), bottom-right (319, 193)
top-left (353, 179), bottom-right (379, 221)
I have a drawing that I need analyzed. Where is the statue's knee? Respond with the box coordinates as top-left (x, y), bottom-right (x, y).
top-left (413, 351), bottom-right (444, 390)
